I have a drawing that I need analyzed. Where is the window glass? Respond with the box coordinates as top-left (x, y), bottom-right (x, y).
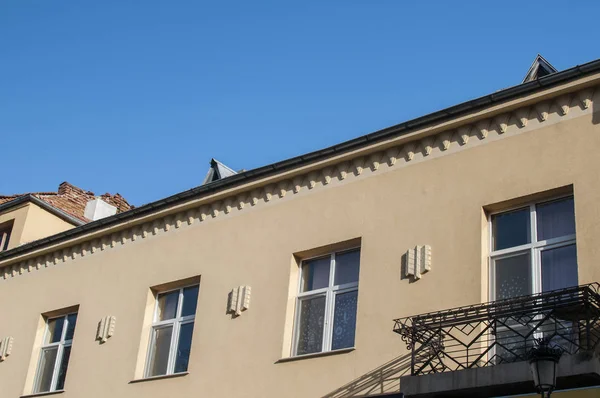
top-left (537, 198), bottom-right (576, 241)
top-left (301, 257), bottom-right (330, 292)
top-left (64, 314), bottom-right (77, 341)
top-left (34, 313), bottom-right (78, 394)
top-left (146, 284), bottom-right (199, 377)
top-left (0, 224), bottom-right (11, 252)
top-left (542, 244), bottom-right (578, 292)
top-left (331, 290), bottom-right (358, 350)
top-left (156, 291), bottom-right (179, 321)
top-left (334, 250), bottom-right (360, 285)
top-left (181, 286), bottom-right (199, 317)
top-left (174, 323), bottom-right (194, 373)
top-left (494, 254), bottom-right (531, 300)
top-left (55, 346), bottom-right (72, 390)
top-left (35, 347), bottom-right (58, 393)
top-left (148, 326), bottom-right (173, 376)
top-left (492, 208), bottom-right (530, 250)
top-left (44, 318), bottom-right (64, 345)
top-left (295, 296), bottom-right (326, 355)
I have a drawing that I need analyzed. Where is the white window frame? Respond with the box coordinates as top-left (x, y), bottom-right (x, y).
top-left (33, 312), bottom-right (77, 393)
top-left (144, 285), bottom-right (197, 378)
top-left (292, 247), bottom-right (360, 356)
top-left (488, 195), bottom-right (577, 302)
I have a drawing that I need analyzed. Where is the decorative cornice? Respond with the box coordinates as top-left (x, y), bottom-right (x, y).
top-left (0, 86), bottom-right (596, 282)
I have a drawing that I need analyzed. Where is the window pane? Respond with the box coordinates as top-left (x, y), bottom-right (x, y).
top-left (55, 345), bottom-right (71, 391)
top-left (295, 296), bottom-right (326, 355)
top-left (332, 290), bottom-right (358, 350)
top-left (64, 314), bottom-right (77, 341)
top-left (174, 322), bottom-right (194, 373)
top-left (537, 198), bottom-right (575, 241)
top-left (181, 286), bottom-right (199, 317)
top-left (35, 347), bottom-right (58, 393)
top-left (301, 257), bottom-right (330, 292)
top-left (492, 208), bottom-right (530, 250)
top-left (542, 244), bottom-right (578, 292)
top-left (148, 326), bottom-right (173, 376)
top-left (334, 250), bottom-right (360, 286)
top-left (0, 227), bottom-right (11, 251)
top-left (494, 254), bottom-right (531, 300)
top-left (45, 317), bottom-right (65, 344)
top-left (156, 290), bottom-right (179, 321)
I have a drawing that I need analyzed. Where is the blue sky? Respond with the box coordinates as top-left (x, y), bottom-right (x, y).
top-left (2, 1), bottom-right (598, 206)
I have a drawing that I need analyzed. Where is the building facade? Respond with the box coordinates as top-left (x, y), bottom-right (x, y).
top-left (1, 58), bottom-right (600, 397)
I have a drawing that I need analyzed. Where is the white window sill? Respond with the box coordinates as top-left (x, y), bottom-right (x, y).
top-left (276, 347), bottom-right (355, 363)
top-left (21, 390), bottom-right (65, 398)
top-left (129, 372), bottom-right (189, 384)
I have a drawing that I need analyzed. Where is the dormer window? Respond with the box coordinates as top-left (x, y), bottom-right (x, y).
top-left (0, 221), bottom-right (12, 252)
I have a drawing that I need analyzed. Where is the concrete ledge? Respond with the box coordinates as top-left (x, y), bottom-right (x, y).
top-left (400, 353), bottom-right (600, 397)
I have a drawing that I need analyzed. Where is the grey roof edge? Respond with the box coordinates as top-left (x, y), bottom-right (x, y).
top-left (2, 58), bottom-right (600, 263)
top-left (0, 195), bottom-right (85, 227)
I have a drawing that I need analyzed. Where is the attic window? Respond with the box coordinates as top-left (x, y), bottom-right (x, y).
top-left (522, 54), bottom-right (558, 83)
top-left (535, 66), bottom-right (552, 79)
top-left (202, 158), bottom-right (238, 185)
top-left (0, 221), bottom-right (13, 252)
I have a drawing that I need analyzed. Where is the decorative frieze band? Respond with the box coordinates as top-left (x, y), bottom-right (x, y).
top-left (0, 86), bottom-right (596, 282)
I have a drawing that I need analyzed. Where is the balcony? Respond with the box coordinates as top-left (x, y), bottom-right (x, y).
top-left (393, 284), bottom-right (600, 397)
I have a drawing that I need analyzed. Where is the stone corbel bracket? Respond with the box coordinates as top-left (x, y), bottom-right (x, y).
top-left (227, 285), bottom-right (251, 317)
top-left (96, 316), bottom-right (116, 344)
top-left (0, 336), bottom-right (13, 361)
top-left (404, 245), bottom-right (432, 281)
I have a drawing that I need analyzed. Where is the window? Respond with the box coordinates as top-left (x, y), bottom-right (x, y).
top-left (490, 196), bottom-right (577, 300)
top-left (33, 313), bottom-right (78, 393)
top-left (293, 248), bottom-right (360, 356)
top-left (0, 222), bottom-right (12, 252)
top-left (145, 285), bottom-right (199, 377)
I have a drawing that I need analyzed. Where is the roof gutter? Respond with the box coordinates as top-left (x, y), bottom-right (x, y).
top-left (2, 58), bottom-right (600, 262)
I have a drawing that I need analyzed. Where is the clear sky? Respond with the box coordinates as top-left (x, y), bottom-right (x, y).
top-left (2, 1), bottom-right (599, 206)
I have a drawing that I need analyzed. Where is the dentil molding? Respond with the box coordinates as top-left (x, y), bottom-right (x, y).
top-left (0, 86), bottom-right (596, 282)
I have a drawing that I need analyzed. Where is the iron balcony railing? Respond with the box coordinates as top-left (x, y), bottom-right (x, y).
top-left (393, 283), bottom-right (600, 376)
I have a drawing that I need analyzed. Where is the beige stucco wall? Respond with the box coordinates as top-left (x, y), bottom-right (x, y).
top-left (19, 202), bottom-right (75, 246)
top-left (0, 202), bottom-right (75, 251)
top-left (0, 84), bottom-right (599, 397)
top-left (0, 202), bottom-right (30, 250)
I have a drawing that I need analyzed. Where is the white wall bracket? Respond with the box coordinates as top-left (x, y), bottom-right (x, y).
top-left (0, 336), bottom-right (13, 361)
top-left (96, 316), bottom-right (116, 344)
top-left (405, 245), bottom-right (432, 280)
top-left (228, 286), bottom-right (251, 317)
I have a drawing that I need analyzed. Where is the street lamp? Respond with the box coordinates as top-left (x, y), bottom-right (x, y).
top-left (528, 338), bottom-right (563, 397)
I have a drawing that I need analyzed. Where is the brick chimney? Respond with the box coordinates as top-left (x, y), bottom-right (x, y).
top-left (58, 182), bottom-right (86, 197)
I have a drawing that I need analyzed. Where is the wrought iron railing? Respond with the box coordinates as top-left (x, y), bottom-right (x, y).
top-left (393, 283), bottom-right (600, 376)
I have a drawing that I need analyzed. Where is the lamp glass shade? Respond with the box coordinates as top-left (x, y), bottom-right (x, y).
top-left (530, 358), bottom-right (556, 391)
